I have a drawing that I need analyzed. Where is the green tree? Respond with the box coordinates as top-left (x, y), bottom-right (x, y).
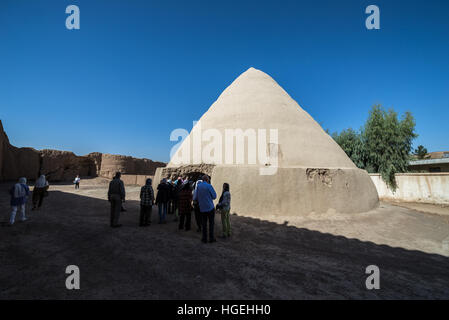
top-left (362, 106), bottom-right (417, 190)
top-left (332, 105), bottom-right (417, 191)
top-left (414, 145), bottom-right (428, 159)
top-left (332, 128), bottom-right (366, 169)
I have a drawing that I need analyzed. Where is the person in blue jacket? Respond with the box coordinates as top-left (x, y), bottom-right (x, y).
top-left (9, 177), bottom-right (30, 225)
top-left (193, 175), bottom-right (217, 243)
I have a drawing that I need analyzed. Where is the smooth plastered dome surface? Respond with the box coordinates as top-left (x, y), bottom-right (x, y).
top-left (169, 67), bottom-right (356, 169)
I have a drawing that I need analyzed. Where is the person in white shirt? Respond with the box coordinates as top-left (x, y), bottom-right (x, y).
top-left (74, 175), bottom-right (80, 189)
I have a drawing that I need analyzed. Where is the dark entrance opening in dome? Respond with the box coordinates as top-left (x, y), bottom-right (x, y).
top-left (160, 164), bottom-right (215, 183)
top-left (184, 171), bottom-right (207, 182)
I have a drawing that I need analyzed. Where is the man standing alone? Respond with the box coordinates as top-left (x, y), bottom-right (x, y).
top-left (74, 175), bottom-right (80, 189)
top-left (193, 175), bottom-right (217, 243)
top-left (108, 172), bottom-right (125, 228)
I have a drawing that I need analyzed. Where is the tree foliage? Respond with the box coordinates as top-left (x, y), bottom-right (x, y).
top-left (331, 128), bottom-right (365, 168)
top-left (414, 145), bottom-right (428, 159)
top-left (332, 105), bottom-right (417, 191)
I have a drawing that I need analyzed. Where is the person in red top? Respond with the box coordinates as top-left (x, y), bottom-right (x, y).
top-left (178, 182), bottom-right (193, 231)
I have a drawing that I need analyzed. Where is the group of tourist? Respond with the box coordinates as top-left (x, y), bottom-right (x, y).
top-left (153, 176), bottom-right (192, 225)
top-left (8, 173), bottom-right (81, 226)
top-left (107, 172), bottom-right (232, 243)
top-left (7, 171), bottom-right (232, 242)
top-left (7, 175), bottom-right (49, 225)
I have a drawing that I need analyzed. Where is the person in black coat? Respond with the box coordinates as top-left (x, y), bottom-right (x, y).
top-left (156, 179), bottom-right (170, 224)
top-left (172, 177), bottom-right (183, 221)
top-left (167, 180), bottom-right (175, 215)
top-left (108, 172), bottom-right (126, 228)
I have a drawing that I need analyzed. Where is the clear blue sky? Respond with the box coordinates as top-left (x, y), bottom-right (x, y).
top-left (1, 0), bottom-right (448, 162)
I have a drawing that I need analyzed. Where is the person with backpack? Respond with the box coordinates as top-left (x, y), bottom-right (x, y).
top-left (32, 175), bottom-right (49, 210)
top-left (216, 183), bottom-right (231, 238)
top-left (139, 178), bottom-right (154, 227)
top-left (178, 182), bottom-right (193, 231)
top-left (9, 177), bottom-right (30, 225)
top-left (156, 178), bottom-right (170, 224)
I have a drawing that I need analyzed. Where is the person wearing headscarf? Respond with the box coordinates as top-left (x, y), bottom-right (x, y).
top-left (32, 175), bottom-right (49, 210)
top-left (178, 182), bottom-right (193, 231)
top-left (9, 177), bottom-right (30, 225)
top-left (216, 183), bottom-right (231, 238)
top-left (108, 172), bottom-right (126, 228)
top-left (155, 178), bottom-right (170, 224)
top-left (139, 178), bottom-right (154, 227)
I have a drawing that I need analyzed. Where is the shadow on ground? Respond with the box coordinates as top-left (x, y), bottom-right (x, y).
top-left (1, 188), bottom-right (449, 299)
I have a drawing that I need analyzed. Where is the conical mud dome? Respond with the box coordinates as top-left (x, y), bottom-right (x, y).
top-left (155, 67), bottom-right (379, 218)
top-left (169, 67), bottom-right (356, 168)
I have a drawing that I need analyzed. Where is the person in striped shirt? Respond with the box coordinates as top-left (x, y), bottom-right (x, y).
top-left (139, 178), bottom-right (154, 226)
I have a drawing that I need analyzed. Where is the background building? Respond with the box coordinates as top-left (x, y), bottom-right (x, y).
top-left (409, 151), bottom-right (449, 172)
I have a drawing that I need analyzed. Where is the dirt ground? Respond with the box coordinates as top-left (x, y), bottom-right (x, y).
top-left (1, 178), bottom-right (448, 299)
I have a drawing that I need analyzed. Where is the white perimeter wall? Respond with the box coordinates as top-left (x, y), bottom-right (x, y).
top-left (369, 173), bottom-right (449, 204)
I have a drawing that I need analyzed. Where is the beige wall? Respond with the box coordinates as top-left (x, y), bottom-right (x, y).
top-left (121, 174), bottom-right (154, 186)
top-left (409, 163), bottom-right (449, 173)
top-left (210, 166), bottom-right (378, 217)
top-left (153, 166), bottom-right (379, 217)
top-left (370, 173), bottom-right (449, 204)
